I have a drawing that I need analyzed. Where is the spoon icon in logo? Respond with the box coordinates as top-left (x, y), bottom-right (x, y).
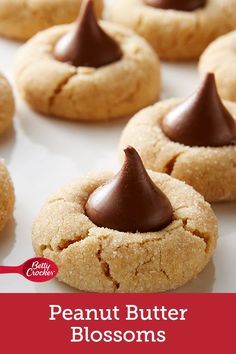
top-left (0, 257), bottom-right (58, 282)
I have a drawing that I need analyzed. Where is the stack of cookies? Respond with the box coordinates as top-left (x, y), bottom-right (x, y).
top-left (0, 0), bottom-right (236, 293)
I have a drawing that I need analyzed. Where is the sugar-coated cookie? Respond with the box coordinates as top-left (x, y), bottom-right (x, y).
top-left (15, 1), bottom-right (160, 122)
top-left (32, 147), bottom-right (217, 293)
top-left (0, 73), bottom-right (14, 134)
top-left (0, 160), bottom-right (14, 233)
top-left (119, 74), bottom-right (236, 202)
top-left (108, 0), bottom-right (236, 60)
top-left (199, 31), bottom-right (236, 102)
top-left (0, 0), bottom-right (103, 41)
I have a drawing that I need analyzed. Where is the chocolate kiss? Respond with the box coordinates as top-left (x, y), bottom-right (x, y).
top-left (162, 73), bottom-right (236, 147)
top-left (54, 0), bottom-right (122, 68)
top-left (144, 0), bottom-right (206, 11)
top-left (85, 147), bottom-right (173, 233)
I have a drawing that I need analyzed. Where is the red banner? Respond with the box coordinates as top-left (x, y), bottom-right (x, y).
top-left (0, 294), bottom-right (234, 353)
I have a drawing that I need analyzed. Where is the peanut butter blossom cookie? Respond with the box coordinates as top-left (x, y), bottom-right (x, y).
top-left (199, 30), bottom-right (236, 102)
top-left (15, 0), bottom-right (160, 122)
top-left (0, 72), bottom-right (15, 135)
top-left (32, 147), bottom-right (217, 293)
top-left (0, 160), bottom-right (14, 233)
top-left (0, 0), bottom-right (103, 41)
top-left (119, 74), bottom-right (236, 202)
top-left (109, 0), bottom-right (236, 60)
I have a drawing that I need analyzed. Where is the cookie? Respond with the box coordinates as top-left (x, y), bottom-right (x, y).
top-left (32, 147), bottom-right (217, 293)
top-left (0, 0), bottom-right (103, 41)
top-left (14, 1), bottom-right (160, 122)
top-left (108, 0), bottom-right (236, 60)
top-left (0, 73), bottom-right (14, 135)
top-left (0, 160), bottom-right (15, 233)
top-left (199, 30), bottom-right (236, 102)
top-left (119, 74), bottom-right (236, 202)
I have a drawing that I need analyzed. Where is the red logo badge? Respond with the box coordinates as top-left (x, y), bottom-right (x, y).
top-left (0, 257), bottom-right (58, 282)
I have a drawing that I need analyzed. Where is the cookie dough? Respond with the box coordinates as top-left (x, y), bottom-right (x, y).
top-left (199, 31), bottom-right (236, 102)
top-left (0, 0), bottom-right (103, 41)
top-left (0, 160), bottom-right (14, 233)
top-left (14, 21), bottom-right (160, 121)
top-left (119, 100), bottom-right (236, 202)
top-left (108, 0), bottom-right (236, 60)
top-left (32, 170), bottom-right (217, 293)
top-left (0, 73), bottom-right (14, 135)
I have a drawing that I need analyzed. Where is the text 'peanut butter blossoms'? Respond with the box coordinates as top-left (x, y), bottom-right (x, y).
top-left (15, 0), bottom-right (160, 121)
top-left (85, 147), bottom-right (173, 233)
top-left (109, 0), bottom-right (236, 60)
top-left (32, 148), bottom-right (217, 292)
top-left (119, 73), bottom-right (236, 202)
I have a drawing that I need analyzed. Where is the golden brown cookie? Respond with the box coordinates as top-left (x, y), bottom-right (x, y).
top-left (108, 0), bottom-right (236, 60)
top-left (0, 72), bottom-right (14, 134)
top-left (32, 169), bottom-right (217, 293)
top-left (0, 0), bottom-right (103, 41)
top-left (0, 160), bottom-right (14, 233)
top-left (119, 99), bottom-right (236, 202)
top-left (14, 21), bottom-right (160, 121)
top-left (199, 31), bottom-right (236, 102)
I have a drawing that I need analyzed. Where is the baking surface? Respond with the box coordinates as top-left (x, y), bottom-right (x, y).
top-left (0, 1), bottom-right (235, 293)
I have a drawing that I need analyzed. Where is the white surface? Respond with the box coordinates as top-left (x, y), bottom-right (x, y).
top-left (0, 6), bottom-right (235, 293)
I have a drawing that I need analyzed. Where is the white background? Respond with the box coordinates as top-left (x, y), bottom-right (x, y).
top-left (0, 0), bottom-right (235, 293)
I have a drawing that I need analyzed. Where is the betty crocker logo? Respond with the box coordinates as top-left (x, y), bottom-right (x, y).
top-left (0, 257), bottom-right (58, 283)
